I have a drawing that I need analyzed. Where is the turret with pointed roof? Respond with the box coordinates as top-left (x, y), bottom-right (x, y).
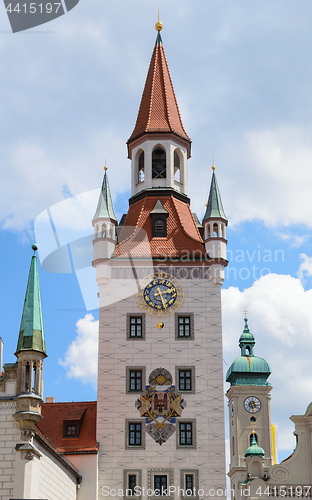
top-left (203, 168), bottom-right (227, 222)
top-left (202, 166), bottom-right (228, 284)
top-left (14, 245), bottom-right (46, 441)
top-left (93, 168), bottom-right (117, 222)
top-left (16, 244), bottom-right (46, 355)
top-left (128, 22), bottom-right (191, 198)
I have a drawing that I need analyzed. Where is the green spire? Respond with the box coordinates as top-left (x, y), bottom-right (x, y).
top-left (226, 316), bottom-right (271, 387)
top-left (16, 245), bottom-right (46, 355)
top-left (93, 168), bottom-right (117, 222)
top-left (245, 433), bottom-right (265, 458)
top-left (203, 169), bottom-right (227, 221)
top-left (239, 317), bottom-right (255, 356)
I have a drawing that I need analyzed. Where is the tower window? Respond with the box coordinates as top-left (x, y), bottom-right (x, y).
top-left (177, 419), bottom-right (197, 449)
top-left (152, 147), bottom-right (166, 178)
top-left (179, 422), bottom-right (193, 446)
top-left (138, 151), bottom-right (145, 183)
top-left (185, 474), bottom-right (194, 495)
top-left (174, 149), bottom-right (181, 182)
top-left (154, 475), bottom-right (168, 495)
top-left (125, 420), bottom-right (145, 449)
top-left (179, 369), bottom-right (192, 391)
top-left (129, 422), bottom-right (142, 446)
top-left (213, 223), bottom-right (218, 237)
top-left (175, 314), bottom-right (194, 340)
top-left (126, 367), bottom-right (145, 393)
top-left (129, 316), bottom-right (142, 338)
top-left (130, 370), bottom-right (142, 391)
top-left (176, 366), bottom-right (195, 394)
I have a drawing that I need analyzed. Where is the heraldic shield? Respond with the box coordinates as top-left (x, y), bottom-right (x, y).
top-left (135, 368), bottom-right (186, 445)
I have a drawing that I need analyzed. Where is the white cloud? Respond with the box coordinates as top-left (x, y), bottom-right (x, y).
top-left (298, 253), bottom-right (312, 281)
top-left (222, 273), bottom-right (312, 455)
top-left (277, 232), bottom-right (309, 248)
top-left (59, 313), bottom-right (98, 387)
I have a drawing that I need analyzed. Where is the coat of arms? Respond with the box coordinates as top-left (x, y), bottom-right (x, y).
top-left (135, 368), bottom-right (186, 445)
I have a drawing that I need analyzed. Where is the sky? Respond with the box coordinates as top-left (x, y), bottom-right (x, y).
top-left (1, 0), bottom-right (312, 466)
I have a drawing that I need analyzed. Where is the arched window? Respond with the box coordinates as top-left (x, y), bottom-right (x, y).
top-left (152, 147), bottom-right (166, 178)
top-left (213, 223), bottom-right (218, 237)
top-left (155, 218), bottom-right (164, 233)
top-left (245, 346), bottom-right (250, 355)
top-left (101, 223), bottom-right (106, 238)
top-left (174, 149), bottom-right (181, 182)
top-left (138, 151), bottom-right (145, 183)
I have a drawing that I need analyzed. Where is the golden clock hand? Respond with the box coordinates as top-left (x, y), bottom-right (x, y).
top-left (156, 287), bottom-right (167, 309)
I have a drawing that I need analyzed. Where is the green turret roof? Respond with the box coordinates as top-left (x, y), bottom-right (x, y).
top-left (226, 317), bottom-right (271, 386)
top-left (203, 169), bottom-right (227, 222)
top-left (245, 433), bottom-right (265, 458)
top-left (93, 169), bottom-right (117, 222)
top-left (16, 245), bottom-right (46, 356)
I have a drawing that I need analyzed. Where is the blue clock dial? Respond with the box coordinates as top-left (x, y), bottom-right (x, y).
top-left (137, 272), bottom-right (184, 316)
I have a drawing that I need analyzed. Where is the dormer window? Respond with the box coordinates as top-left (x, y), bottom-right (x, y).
top-left (150, 199), bottom-right (169, 238)
top-left (66, 425), bottom-right (77, 437)
top-left (155, 218), bottom-right (164, 233)
top-left (152, 147), bottom-right (166, 178)
top-left (63, 407), bottom-right (86, 438)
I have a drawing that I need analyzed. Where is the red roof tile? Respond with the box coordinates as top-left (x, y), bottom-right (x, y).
top-left (36, 401), bottom-right (98, 454)
top-left (128, 35), bottom-right (191, 146)
top-left (115, 196), bottom-right (205, 260)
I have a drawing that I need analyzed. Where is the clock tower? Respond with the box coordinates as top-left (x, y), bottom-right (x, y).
top-left (226, 317), bottom-right (273, 499)
top-left (94, 19), bottom-right (228, 500)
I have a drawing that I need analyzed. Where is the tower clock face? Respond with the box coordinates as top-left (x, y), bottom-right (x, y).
top-left (136, 272), bottom-right (184, 316)
top-left (230, 400), bottom-right (234, 417)
top-left (244, 396), bottom-right (261, 413)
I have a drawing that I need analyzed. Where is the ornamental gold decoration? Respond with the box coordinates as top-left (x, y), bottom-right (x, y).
top-left (136, 272), bottom-right (184, 316)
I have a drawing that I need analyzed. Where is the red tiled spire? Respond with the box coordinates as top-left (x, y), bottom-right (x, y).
top-left (127, 32), bottom-right (191, 148)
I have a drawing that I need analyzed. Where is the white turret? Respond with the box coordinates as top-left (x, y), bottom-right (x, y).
top-left (202, 166), bottom-right (228, 285)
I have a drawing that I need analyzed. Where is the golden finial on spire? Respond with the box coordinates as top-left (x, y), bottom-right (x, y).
top-left (243, 308), bottom-right (249, 318)
top-left (212, 156), bottom-right (215, 171)
top-left (104, 166), bottom-right (108, 171)
top-left (155, 7), bottom-right (163, 31)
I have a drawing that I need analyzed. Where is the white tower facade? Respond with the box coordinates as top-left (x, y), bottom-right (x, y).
top-left (95, 24), bottom-right (228, 500)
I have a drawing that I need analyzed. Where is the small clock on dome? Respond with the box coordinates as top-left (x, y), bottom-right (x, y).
top-left (244, 396), bottom-right (261, 413)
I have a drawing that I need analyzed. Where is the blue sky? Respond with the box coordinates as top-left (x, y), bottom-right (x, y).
top-left (1, 0), bottom-right (312, 464)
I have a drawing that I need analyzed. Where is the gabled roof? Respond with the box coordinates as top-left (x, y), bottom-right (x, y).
top-left (127, 31), bottom-right (191, 147)
top-left (16, 245), bottom-right (46, 356)
top-left (203, 170), bottom-right (227, 222)
top-left (93, 169), bottom-right (117, 222)
top-left (36, 401), bottom-right (98, 454)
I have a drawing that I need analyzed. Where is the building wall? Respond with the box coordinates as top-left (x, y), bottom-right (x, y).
top-left (0, 400), bottom-right (19, 500)
top-left (65, 453), bottom-right (98, 500)
top-left (35, 439), bottom-right (78, 500)
top-left (97, 278), bottom-right (226, 499)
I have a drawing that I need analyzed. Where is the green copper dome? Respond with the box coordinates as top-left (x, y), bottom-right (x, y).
top-left (245, 433), bottom-right (265, 458)
top-left (226, 318), bottom-right (271, 386)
